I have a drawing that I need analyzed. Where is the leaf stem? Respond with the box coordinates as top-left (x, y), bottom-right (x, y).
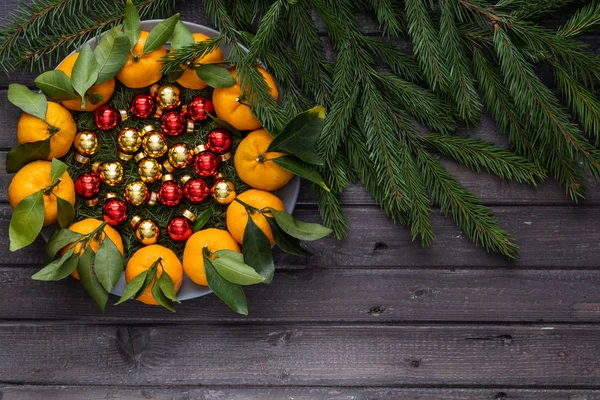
top-left (234, 197), bottom-right (260, 213)
top-left (42, 178), bottom-right (62, 196)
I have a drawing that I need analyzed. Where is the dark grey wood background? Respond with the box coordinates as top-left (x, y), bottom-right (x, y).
top-left (1, 1), bottom-right (600, 399)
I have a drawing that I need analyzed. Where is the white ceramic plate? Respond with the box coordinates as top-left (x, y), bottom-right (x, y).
top-left (45, 20), bottom-right (301, 301)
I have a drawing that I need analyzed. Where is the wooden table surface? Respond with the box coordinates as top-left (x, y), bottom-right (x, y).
top-left (1, 2), bottom-right (600, 399)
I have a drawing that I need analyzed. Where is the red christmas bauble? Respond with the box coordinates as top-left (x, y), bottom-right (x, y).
top-left (102, 195), bottom-right (128, 226)
top-left (130, 94), bottom-right (157, 119)
top-left (158, 181), bottom-right (183, 206)
top-left (185, 96), bottom-right (214, 122)
top-left (161, 111), bottom-right (187, 136)
top-left (206, 129), bottom-right (232, 154)
top-left (94, 105), bottom-right (120, 130)
top-left (74, 173), bottom-right (101, 206)
top-left (182, 176), bottom-right (210, 203)
top-left (167, 216), bottom-right (193, 241)
top-left (193, 150), bottom-right (219, 177)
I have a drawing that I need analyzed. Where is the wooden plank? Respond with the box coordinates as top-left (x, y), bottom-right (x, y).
top-left (0, 324), bottom-right (599, 386)
top-left (2, 267), bottom-right (600, 323)
top-left (1, 203), bottom-right (599, 267)
top-left (2, 385), bottom-right (600, 400)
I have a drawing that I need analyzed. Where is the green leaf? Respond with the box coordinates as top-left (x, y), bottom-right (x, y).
top-left (242, 216), bottom-right (275, 283)
top-left (193, 208), bottom-right (213, 232)
top-left (214, 249), bottom-right (244, 262)
top-left (56, 196), bottom-right (75, 229)
top-left (94, 235), bottom-right (124, 292)
top-left (135, 264), bottom-right (157, 300)
top-left (267, 217), bottom-right (313, 257)
top-left (151, 278), bottom-right (175, 312)
top-left (77, 247), bottom-right (108, 312)
top-left (6, 140), bottom-right (51, 173)
top-left (158, 269), bottom-right (180, 302)
top-left (195, 64), bottom-right (236, 88)
top-left (50, 158), bottom-right (68, 182)
top-left (207, 113), bottom-right (242, 138)
top-left (171, 20), bottom-right (194, 49)
top-left (165, 68), bottom-right (184, 83)
top-left (211, 254), bottom-right (266, 285)
top-left (32, 247), bottom-right (77, 281)
top-left (71, 44), bottom-right (98, 109)
top-left (272, 156), bottom-right (330, 191)
top-left (269, 208), bottom-right (332, 241)
top-left (45, 229), bottom-right (83, 262)
top-left (7, 83), bottom-right (48, 120)
top-left (88, 93), bottom-right (103, 105)
top-left (205, 254), bottom-right (248, 315)
top-left (124, 0), bottom-right (141, 52)
top-left (34, 70), bottom-right (77, 100)
top-left (143, 13), bottom-right (180, 55)
top-left (114, 269), bottom-right (148, 305)
top-left (9, 191), bottom-right (45, 251)
top-left (267, 106), bottom-right (325, 165)
top-left (94, 27), bottom-right (131, 83)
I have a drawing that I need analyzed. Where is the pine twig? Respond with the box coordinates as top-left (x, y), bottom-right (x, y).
top-left (558, 1), bottom-right (600, 38)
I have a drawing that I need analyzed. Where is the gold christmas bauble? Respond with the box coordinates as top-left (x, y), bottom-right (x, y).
top-left (212, 179), bottom-right (236, 204)
top-left (73, 131), bottom-right (99, 164)
top-left (117, 127), bottom-right (143, 160)
top-left (164, 143), bottom-right (192, 172)
top-left (130, 215), bottom-right (160, 245)
top-left (137, 156), bottom-right (163, 183)
top-left (151, 84), bottom-right (181, 110)
top-left (92, 161), bottom-right (123, 186)
top-left (142, 131), bottom-right (168, 158)
top-left (124, 180), bottom-right (150, 206)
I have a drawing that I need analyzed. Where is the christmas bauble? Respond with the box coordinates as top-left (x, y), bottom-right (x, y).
top-left (102, 193), bottom-right (128, 226)
top-left (94, 105), bottom-right (127, 130)
top-left (163, 143), bottom-right (193, 172)
top-left (206, 128), bottom-right (232, 154)
top-left (184, 96), bottom-right (214, 122)
top-left (92, 161), bottom-right (124, 186)
top-left (150, 84), bottom-right (181, 110)
top-left (219, 152), bottom-right (232, 162)
top-left (135, 154), bottom-right (163, 183)
top-left (73, 131), bottom-right (99, 164)
top-left (161, 111), bottom-right (191, 136)
top-left (142, 131), bottom-right (168, 158)
top-left (212, 179), bottom-right (236, 204)
top-left (130, 94), bottom-right (157, 119)
top-left (124, 180), bottom-right (150, 206)
top-left (158, 175), bottom-right (183, 207)
top-left (181, 175), bottom-right (210, 203)
top-left (117, 127), bottom-right (143, 160)
top-left (193, 145), bottom-right (219, 177)
top-left (167, 211), bottom-right (195, 242)
top-left (130, 216), bottom-right (160, 245)
top-left (74, 172), bottom-right (100, 206)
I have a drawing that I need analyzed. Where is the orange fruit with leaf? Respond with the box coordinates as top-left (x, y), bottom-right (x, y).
top-left (17, 102), bottom-right (76, 159)
top-left (212, 66), bottom-right (279, 131)
top-left (176, 33), bottom-right (224, 90)
top-left (56, 52), bottom-right (116, 112)
top-left (116, 31), bottom-right (167, 88)
top-left (226, 189), bottom-right (285, 245)
top-left (182, 228), bottom-right (241, 286)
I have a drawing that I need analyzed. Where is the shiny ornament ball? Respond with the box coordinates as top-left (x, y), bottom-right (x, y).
top-left (193, 147), bottom-right (219, 178)
top-left (102, 193), bottom-right (128, 226)
top-left (181, 175), bottom-right (210, 203)
top-left (131, 216), bottom-right (160, 245)
top-left (160, 111), bottom-right (188, 136)
top-left (117, 127), bottom-right (143, 160)
top-left (94, 105), bottom-right (122, 130)
top-left (212, 179), bottom-right (236, 205)
top-left (142, 131), bottom-right (168, 158)
top-left (158, 176), bottom-right (183, 207)
top-left (73, 131), bottom-right (99, 164)
top-left (164, 143), bottom-right (192, 172)
top-left (74, 173), bottom-right (100, 206)
top-left (151, 84), bottom-right (181, 110)
top-left (130, 94), bottom-right (157, 119)
top-left (124, 180), bottom-right (150, 206)
top-left (92, 161), bottom-right (124, 186)
top-left (167, 216), bottom-right (193, 242)
top-left (136, 155), bottom-right (163, 183)
top-left (206, 128), bottom-right (232, 154)
top-left (184, 96), bottom-right (214, 122)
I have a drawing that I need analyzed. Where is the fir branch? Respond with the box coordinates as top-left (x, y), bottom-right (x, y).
top-left (161, 36), bottom-right (224, 74)
top-left (557, 1), bottom-right (600, 38)
top-left (498, 0), bottom-right (584, 20)
top-left (369, 0), bottom-right (405, 36)
top-left (363, 37), bottom-right (422, 82)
